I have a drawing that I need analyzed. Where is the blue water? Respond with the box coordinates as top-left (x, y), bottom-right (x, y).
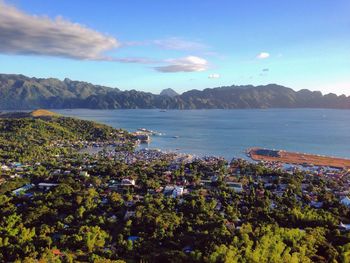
top-left (56, 109), bottom-right (350, 160)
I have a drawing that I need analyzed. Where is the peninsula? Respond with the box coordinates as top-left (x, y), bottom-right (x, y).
top-left (248, 147), bottom-right (350, 169)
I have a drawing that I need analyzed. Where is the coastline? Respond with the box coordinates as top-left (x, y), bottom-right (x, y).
top-left (248, 147), bottom-right (350, 169)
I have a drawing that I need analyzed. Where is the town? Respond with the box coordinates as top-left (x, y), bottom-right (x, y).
top-left (1, 112), bottom-right (350, 262)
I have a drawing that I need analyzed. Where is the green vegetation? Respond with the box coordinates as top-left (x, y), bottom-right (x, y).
top-left (0, 113), bottom-right (350, 262)
top-left (0, 112), bottom-right (131, 162)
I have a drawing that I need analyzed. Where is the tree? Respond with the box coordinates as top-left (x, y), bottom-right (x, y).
top-left (79, 226), bottom-right (109, 253)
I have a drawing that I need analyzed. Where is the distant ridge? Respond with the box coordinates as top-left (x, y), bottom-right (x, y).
top-left (160, 88), bottom-right (179, 97)
top-left (0, 73), bottom-right (349, 110)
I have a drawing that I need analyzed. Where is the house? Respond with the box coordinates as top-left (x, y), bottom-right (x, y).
top-left (1, 165), bottom-right (10, 171)
top-left (120, 179), bottom-right (135, 186)
top-left (310, 201), bottom-right (324, 208)
top-left (52, 169), bottom-right (61, 175)
top-left (339, 223), bottom-right (350, 231)
top-left (79, 171), bottom-right (90, 177)
top-left (12, 184), bottom-right (34, 196)
top-left (340, 196), bottom-right (350, 207)
top-left (172, 186), bottom-right (184, 198)
top-left (63, 170), bottom-right (71, 175)
top-left (38, 183), bottom-right (59, 191)
top-left (226, 182), bottom-right (243, 193)
top-left (164, 185), bottom-right (175, 196)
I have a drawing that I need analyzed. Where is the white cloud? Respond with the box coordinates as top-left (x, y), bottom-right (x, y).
top-left (124, 37), bottom-right (207, 51)
top-left (0, 2), bottom-right (119, 60)
top-left (0, 2), bottom-right (212, 70)
top-left (154, 56), bottom-right (209, 73)
top-left (256, 52), bottom-right (270, 59)
top-left (208, 73), bottom-right (220, 79)
top-left (105, 57), bottom-right (157, 64)
top-left (153, 37), bottom-right (206, 51)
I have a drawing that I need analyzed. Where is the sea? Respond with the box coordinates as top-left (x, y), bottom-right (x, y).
top-left (55, 109), bottom-right (350, 161)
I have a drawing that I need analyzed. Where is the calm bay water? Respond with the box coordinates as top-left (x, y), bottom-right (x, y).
top-left (56, 109), bottom-right (350, 160)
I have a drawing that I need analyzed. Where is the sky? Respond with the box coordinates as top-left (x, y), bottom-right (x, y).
top-left (0, 0), bottom-right (349, 95)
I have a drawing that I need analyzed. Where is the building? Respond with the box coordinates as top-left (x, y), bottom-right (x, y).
top-left (79, 171), bottom-right (90, 177)
top-left (226, 182), bottom-right (243, 193)
top-left (120, 179), bottom-right (136, 186)
top-left (38, 183), bottom-right (58, 191)
top-left (12, 184), bottom-right (34, 196)
top-left (172, 186), bottom-right (184, 198)
top-left (340, 196), bottom-right (350, 207)
top-left (1, 165), bottom-right (10, 171)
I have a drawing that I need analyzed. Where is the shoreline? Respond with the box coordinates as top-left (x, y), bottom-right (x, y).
top-left (247, 147), bottom-right (350, 169)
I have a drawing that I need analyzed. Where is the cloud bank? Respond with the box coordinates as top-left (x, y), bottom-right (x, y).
top-left (0, 2), bottom-right (119, 60)
top-left (154, 56), bottom-right (209, 73)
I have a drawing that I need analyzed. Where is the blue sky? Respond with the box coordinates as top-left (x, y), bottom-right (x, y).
top-left (0, 0), bottom-right (349, 95)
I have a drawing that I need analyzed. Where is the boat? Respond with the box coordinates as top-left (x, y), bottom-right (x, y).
top-left (137, 128), bottom-right (161, 136)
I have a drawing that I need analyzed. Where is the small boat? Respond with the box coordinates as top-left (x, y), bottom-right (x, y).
top-left (137, 128), bottom-right (161, 136)
top-left (173, 136), bottom-right (180, 139)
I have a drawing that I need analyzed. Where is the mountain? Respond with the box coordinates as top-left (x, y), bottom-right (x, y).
top-left (0, 73), bottom-right (350, 109)
top-left (160, 88), bottom-right (179, 97)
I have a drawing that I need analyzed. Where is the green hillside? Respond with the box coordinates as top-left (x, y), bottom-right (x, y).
top-left (0, 112), bottom-right (130, 162)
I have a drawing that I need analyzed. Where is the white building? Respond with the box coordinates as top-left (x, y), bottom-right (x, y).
top-left (38, 183), bottom-right (58, 190)
top-left (1, 165), bottom-right (10, 171)
top-left (340, 222), bottom-right (350, 231)
top-left (120, 179), bottom-right (135, 186)
top-left (340, 196), bottom-right (350, 207)
top-left (172, 186), bottom-right (184, 198)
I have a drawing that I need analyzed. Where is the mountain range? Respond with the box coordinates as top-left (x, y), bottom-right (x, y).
top-left (0, 73), bottom-right (349, 110)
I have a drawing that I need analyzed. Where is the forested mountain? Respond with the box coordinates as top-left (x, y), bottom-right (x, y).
top-left (1, 73), bottom-right (349, 109)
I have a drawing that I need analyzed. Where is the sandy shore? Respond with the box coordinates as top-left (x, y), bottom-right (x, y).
top-left (247, 147), bottom-right (350, 169)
